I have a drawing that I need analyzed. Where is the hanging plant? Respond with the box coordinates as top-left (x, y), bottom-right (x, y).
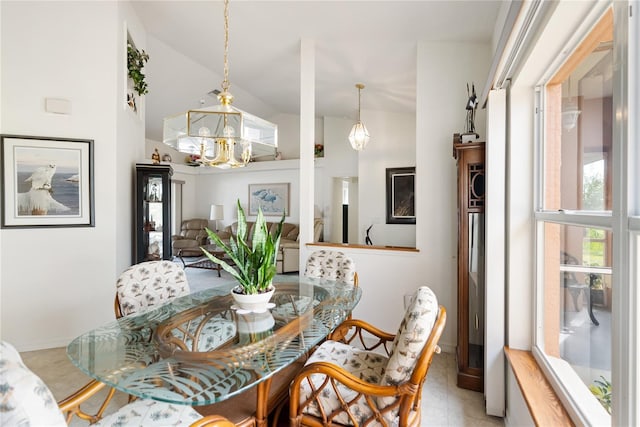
top-left (127, 42), bottom-right (150, 96)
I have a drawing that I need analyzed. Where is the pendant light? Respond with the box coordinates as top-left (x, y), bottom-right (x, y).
top-left (348, 83), bottom-right (370, 151)
top-left (162, 0), bottom-right (277, 167)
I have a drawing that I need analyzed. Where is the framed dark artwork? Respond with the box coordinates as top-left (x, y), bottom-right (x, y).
top-left (386, 167), bottom-right (416, 224)
top-left (1, 135), bottom-right (95, 228)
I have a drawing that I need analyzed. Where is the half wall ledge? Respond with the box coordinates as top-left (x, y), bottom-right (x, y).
top-left (307, 242), bottom-right (419, 253)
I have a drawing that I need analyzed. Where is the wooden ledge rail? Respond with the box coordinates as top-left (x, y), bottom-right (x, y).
top-left (504, 347), bottom-right (574, 427)
top-left (307, 242), bottom-right (419, 253)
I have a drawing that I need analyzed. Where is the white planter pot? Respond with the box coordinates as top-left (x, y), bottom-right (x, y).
top-left (231, 285), bottom-right (275, 312)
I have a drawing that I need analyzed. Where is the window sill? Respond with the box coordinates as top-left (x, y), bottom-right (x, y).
top-left (504, 347), bottom-right (574, 426)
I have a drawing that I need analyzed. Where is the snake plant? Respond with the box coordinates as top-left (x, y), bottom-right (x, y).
top-left (204, 200), bottom-right (284, 295)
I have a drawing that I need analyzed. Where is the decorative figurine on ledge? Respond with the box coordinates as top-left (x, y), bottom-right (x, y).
top-left (365, 224), bottom-right (373, 246)
top-left (152, 148), bottom-right (161, 164)
top-left (461, 83), bottom-right (479, 143)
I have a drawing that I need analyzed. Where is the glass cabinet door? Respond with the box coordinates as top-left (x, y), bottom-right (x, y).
top-left (468, 212), bottom-right (485, 369)
top-left (135, 164), bottom-right (172, 264)
top-left (453, 138), bottom-right (485, 392)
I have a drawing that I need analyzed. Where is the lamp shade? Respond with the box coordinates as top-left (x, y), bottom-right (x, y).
top-left (210, 204), bottom-right (224, 221)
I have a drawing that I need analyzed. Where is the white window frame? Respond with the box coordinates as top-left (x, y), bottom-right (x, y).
top-left (531, 2), bottom-right (638, 425)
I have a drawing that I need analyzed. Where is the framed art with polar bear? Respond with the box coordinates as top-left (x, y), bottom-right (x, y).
top-left (1, 134), bottom-right (95, 228)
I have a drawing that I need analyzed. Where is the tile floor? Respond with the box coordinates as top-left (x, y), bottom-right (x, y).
top-left (19, 263), bottom-right (504, 426)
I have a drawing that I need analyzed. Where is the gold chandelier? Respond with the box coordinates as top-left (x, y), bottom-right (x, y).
top-left (348, 83), bottom-right (370, 151)
top-left (163, 0), bottom-right (277, 168)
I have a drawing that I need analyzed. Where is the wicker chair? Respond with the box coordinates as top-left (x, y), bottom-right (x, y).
top-left (304, 250), bottom-right (358, 286)
top-left (111, 261), bottom-right (271, 426)
top-left (0, 341), bottom-right (236, 427)
top-left (114, 260), bottom-right (190, 318)
top-left (289, 286), bottom-right (446, 426)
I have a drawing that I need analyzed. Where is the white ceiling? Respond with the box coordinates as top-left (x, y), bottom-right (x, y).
top-left (131, 1), bottom-right (503, 141)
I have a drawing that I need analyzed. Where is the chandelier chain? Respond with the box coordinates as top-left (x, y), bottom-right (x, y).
top-left (357, 86), bottom-right (361, 121)
top-left (221, 0), bottom-right (230, 93)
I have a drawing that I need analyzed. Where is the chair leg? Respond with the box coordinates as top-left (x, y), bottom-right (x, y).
top-left (270, 399), bottom-right (285, 427)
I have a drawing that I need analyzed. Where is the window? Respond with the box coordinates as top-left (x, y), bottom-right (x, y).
top-left (534, 5), bottom-right (638, 424)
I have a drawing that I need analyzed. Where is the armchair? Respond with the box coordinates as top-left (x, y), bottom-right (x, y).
top-left (172, 218), bottom-right (210, 257)
top-left (289, 286), bottom-right (446, 426)
top-left (277, 218), bottom-right (323, 274)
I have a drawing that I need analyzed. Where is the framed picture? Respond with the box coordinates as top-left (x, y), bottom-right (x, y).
top-left (1, 135), bottom-right (95, 228)
top-left (386, 167), bottom-right (416, 224)
top-left (248, 183), bottom-right (289, 216)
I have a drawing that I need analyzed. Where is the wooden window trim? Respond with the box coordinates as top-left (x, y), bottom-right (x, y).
top-left (548, 9), bottom-right (613, 86)
top-left (505, 347), bottom-right (575, 426)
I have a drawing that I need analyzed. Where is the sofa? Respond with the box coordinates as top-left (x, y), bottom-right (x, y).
top-left (171, 218), bottom-right (209, 257)
top-left (211, 219), bottom-right (323, 273)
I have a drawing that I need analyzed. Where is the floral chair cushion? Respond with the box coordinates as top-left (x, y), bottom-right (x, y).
top-left (0, 342), bottom-right (203, 427)
top-left (299, 340), bottom-right (388, 426)
top-left (304, 250), bottom-right (356, 284)
top-left (95, 399), bottom-right (202, 426)
top-left (116, 260), bottom-right (190, 317)
top-left (0, 341), bottom-right (67, 427)
top-left (378, 286), bottom-right (438, 414)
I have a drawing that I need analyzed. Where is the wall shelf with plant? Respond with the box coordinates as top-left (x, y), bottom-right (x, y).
top-left (126, 36), bottom-right (149, 113)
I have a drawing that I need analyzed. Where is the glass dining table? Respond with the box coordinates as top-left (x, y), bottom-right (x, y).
top-left (67, 274), bottom-right (361, 424)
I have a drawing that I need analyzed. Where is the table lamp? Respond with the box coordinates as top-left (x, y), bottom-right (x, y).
top-left (210, 204), bottom-right (224, 232)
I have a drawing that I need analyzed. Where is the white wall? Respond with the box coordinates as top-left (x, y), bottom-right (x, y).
top-left (412, 41), bottom-right (490, 349)
top-left (0, 1), bottom-right (140, 350)
top-left (268, 113), bottom-right (324, 161)
top-left (307, 41), bottom-right (491, 351)
top-left (321, 116), bottom-right (358, 243)
top-left (319, 112), bottom-right (417, 247)
top-left (358, 109), bottom-right (416, 247)
top-left (117, 2), bottom-right (147, 269)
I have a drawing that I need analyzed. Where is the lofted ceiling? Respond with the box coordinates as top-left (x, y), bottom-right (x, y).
top-left (131, 1), bottom-right (503, 142)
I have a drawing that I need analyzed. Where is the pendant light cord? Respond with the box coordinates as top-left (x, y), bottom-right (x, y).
top-left (357, 86), bottom-right (361, 122)
top-left (355, 83), bottom-right (365, 122)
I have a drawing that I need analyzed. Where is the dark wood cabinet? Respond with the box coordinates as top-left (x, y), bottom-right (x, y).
top-left (134, 163), bottom-right (173, 264)
top-left (453, 135), bottom-right (485, 392)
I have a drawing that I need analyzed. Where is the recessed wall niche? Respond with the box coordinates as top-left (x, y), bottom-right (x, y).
top-left (125, 27), bottom-right (148, 118)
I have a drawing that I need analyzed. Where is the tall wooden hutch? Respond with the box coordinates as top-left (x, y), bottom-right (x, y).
top-left (453, 134), bottom-right (485, 392)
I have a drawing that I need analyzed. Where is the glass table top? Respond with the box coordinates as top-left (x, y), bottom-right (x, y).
top-left (67, 275), bottom-right (361, 406)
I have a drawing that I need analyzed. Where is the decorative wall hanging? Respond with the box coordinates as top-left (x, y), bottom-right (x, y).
top-left (248, 183), bottom-right (289, 216)
top-left (386, 167), bottom-right (416, 224)
top-left (1, 135), bottom-right (94, 228)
